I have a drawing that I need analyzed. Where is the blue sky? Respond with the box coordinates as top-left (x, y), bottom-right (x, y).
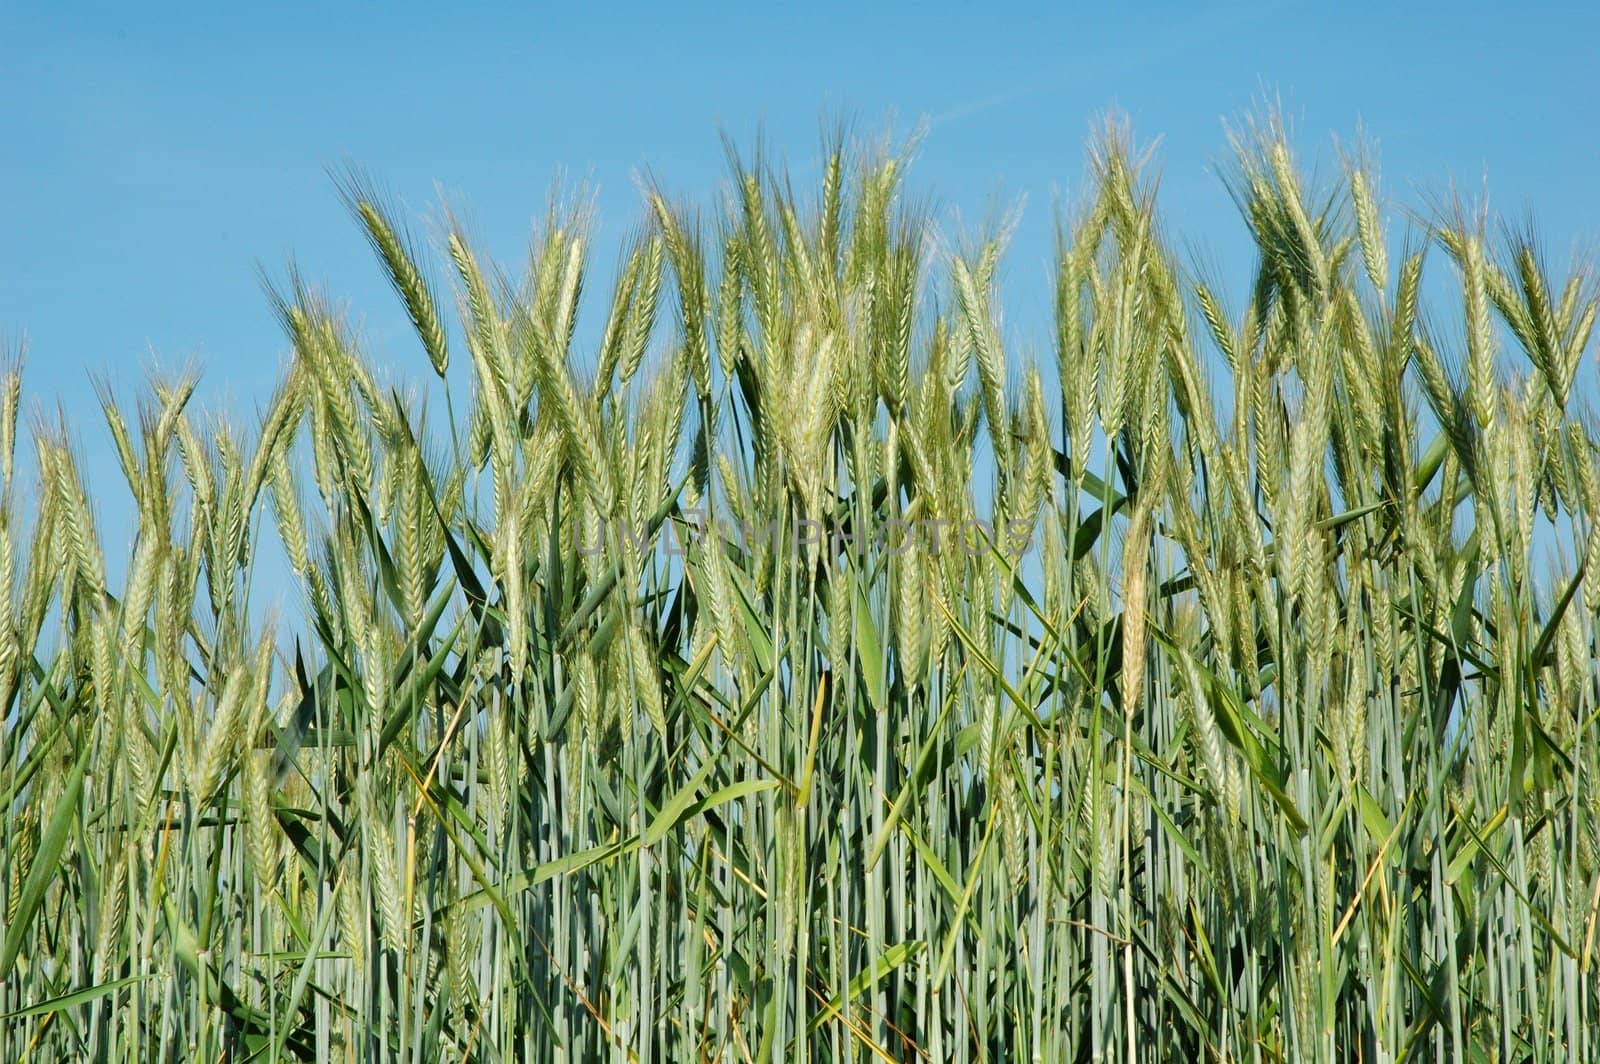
top-left (2, 2), bottom-right (1597, 555)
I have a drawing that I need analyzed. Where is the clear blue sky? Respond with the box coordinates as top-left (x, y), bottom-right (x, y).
top-left (2, 2), bottom-right (1597, 553)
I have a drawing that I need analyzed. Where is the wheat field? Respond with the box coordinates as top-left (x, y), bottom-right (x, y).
top-left (0, 119), bottom-right (1597, 1062)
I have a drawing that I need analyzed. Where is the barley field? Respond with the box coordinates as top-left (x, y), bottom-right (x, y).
top-left (1, 120), bottom-right (1598, 1062)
